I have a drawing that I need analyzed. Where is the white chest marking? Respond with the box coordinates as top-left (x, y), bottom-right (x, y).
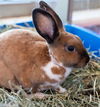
top-left (42, 49), bottom-right (72, 82)
top-left (57, 61), bottom-right (72, 80)
top-left (64, 67), bottom-right (72, 78)
top-left (42, 61), bottom-right (61, 81)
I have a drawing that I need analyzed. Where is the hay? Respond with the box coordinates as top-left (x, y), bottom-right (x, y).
top-left (0, 25), bottom-right (100, 107)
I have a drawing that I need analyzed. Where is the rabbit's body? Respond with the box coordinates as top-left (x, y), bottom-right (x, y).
top-left (0, 29), bottom-right (71, 92)
top-left (0, 1), bottom-right (89, 93)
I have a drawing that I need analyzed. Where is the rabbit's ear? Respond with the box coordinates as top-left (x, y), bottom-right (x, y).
top-left (39, 1), bottom-right (63, 30)
top-left (32, 8), bottom-right (59, 44)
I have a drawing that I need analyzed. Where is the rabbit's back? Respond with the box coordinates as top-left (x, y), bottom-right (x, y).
top-left (0, 29), bottom-right (47, 61)
top-left (0, 29), bottom-right (51, 89)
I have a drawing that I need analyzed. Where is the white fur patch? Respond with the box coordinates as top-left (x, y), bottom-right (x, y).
top-left (64, 67), bottom-right (72, 78)
top-left (52, 59), bottom-right (72, 80)
top-left (42, 48), bottom-right (72, 83)
top-left (55, 85), bottom-right (67, 93)
top-left (43, 82), bottom-right (58, 87)
top-left (38, 82), bottom-right (58, 91)
top-left (42, 61), bottom-right (61, 81)
top-left (39, 82), bottom-right (67, 93)
top-left (41, 46), bottom-right (73, 89)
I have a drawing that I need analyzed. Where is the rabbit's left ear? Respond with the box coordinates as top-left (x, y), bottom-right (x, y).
top-left (39, 1), bottom-right (64, 30)
top-left (32, 8), bottom-right (59, 44)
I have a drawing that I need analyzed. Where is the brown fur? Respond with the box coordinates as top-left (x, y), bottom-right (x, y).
top-left (0, 29), bottom-right (65, 92)
top-left (0, 28), bottom-right (89, 92)
top-left (0, 1), bottom-right (89, 93)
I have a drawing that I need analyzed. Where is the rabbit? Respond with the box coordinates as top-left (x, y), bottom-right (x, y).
top-left (0, 1), bottom-right (89, 94)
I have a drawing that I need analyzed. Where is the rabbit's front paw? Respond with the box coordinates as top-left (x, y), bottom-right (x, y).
top-left (25, 92), bottom-right (49, 99)
top-left (55, 85), bottom-right (67, 93)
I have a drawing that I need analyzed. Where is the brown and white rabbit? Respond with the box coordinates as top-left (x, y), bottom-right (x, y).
top-left (0, 1), bottom-right (89, 94)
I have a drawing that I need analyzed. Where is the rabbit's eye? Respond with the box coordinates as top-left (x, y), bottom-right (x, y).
top-left (64, 44), bottom-right (75, 52)
top-left (64, 45), bottom-right (75, 52)
top-left (67, 46), bottom-right (75, 52)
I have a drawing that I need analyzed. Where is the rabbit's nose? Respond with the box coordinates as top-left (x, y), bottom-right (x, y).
top-left (82, 51), bottom-right (90, 64)
top-left (85, 55), bottom-right (90, 64)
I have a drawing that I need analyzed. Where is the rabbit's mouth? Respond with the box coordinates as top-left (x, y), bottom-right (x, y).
top-left (73, 56), bottom-right (90, 68)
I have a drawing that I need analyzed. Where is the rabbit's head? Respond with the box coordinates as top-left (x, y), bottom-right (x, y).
top-left (32, 1), bottom-right (90, 68)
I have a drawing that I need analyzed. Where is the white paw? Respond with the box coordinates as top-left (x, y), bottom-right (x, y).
top-left (59, 87), bottom-right (67, 93)
top-left (55, 85), bottom-right (67, 93)
top-left (34, 92), bottom-right (48, 99)
top-left (24, 92), bottom-right (48, 99)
